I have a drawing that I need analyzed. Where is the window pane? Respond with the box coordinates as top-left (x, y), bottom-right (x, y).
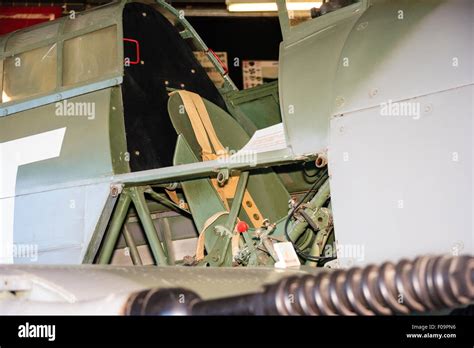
top-left (63, 4), bottom-right (120, 34)
top-left (287, 0), bottom-right (358, 27)
top-left (63, 26), bottom-right (118, 86)
top-left (286, 0), bottom-right (323, 27)
top-left (6, 23), bottom-right (60, 52)
top-left (3, 44), bottom-right (57, 103)
top-left (193, 51), bottom-right (226, 89)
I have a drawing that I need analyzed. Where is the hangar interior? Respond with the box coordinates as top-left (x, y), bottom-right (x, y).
top-left (0, 0), bottom-right (473, 317)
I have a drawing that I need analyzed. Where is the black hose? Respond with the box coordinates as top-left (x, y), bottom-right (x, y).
top-left (192, 255), bottom-right (474, 315)
top-left (123, 255), bottom-right (474, 316)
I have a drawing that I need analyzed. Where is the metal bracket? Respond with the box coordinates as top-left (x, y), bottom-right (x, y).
top-left (216, 168), bottom-right (230, 187)
top-left (110, 184), bottom-right (123, 197)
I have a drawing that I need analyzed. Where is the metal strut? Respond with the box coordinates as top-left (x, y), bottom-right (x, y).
top-left (97, 187), bottom-right (168, 266)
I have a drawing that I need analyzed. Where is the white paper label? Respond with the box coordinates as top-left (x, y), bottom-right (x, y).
top-left (274, 241), bottom-right (300, 269)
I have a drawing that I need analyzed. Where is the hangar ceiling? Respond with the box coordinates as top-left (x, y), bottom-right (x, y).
top-left (0, 0), bottom-right (279, 16)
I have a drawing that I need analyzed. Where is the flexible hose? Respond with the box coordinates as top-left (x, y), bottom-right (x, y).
top-left (192, 255), bottom-right (474, 315)
top-left (123, 255), bottom-right (474, 315)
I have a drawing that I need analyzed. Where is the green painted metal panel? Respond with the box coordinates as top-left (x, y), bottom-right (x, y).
top-left (332, 0), bottom-right (460, 115)
top-left (109, 87), bottom-right (130, 174)
top-left (0, 88), bottom-right (119, 196)
top-left (278, 0), bottom-right (369, 155)
top-left (328, 0), bottom-right (474, 265)
top-left (225, 81), bottom-right (281, 135)
top-left (173, 135), bottom-right (228, 251)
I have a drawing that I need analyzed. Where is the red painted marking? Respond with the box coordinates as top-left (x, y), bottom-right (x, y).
top-left (207, 48), bottom-right (228, 74)
top-left (123, 38), bottom-right (141, 65)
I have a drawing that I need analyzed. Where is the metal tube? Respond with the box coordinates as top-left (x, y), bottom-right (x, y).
top-left (117, 151), bottom-right (312, 187)
top-left (297, 229), bottom-right (314, 250)
top-left (305, 228), bottom-right (332, 267)
top-left (289, 178), bottom-right (331, 241)
top-left (123, 225), bottom-right (143, 266)
top-left (98, 193), bottom-right (132, 264)
top-left (160, 218), bottom-right (176, 265)
top-left (304, 238), bottom-right (320, 267)
top-left (145, 188), bottom-right (190, 216)
top-left (130, 187), bottom-right (168, 266)
top-left (306, 179), bottom-right (331, 211)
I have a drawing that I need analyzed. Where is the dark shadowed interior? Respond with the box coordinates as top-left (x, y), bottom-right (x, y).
top-left (121, 2), bottom-right (227, 171)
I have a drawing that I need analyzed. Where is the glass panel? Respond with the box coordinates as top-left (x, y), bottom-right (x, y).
top-left (2, 44), bottom-right (57, 103)
top-left (63, 26), bottom-right (118, 86)
top-left (193, 51), bottom-right (226, 89)
top-left (287, 0), bottom-right (357, 27)
top-left (286, 0), bottom-right (323, 27)
top-left (6, 23), bottom-right (60, 52)
top-left (63, 3), bottom-right (120, 34)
